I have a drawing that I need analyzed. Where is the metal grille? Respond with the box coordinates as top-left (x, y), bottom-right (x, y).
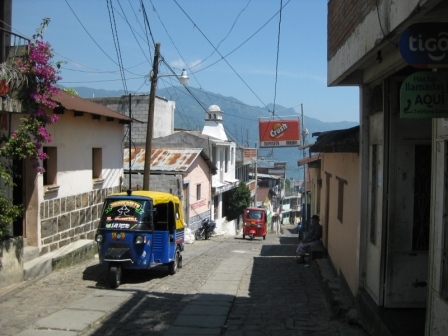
top-left (412, 145), bottom-right (431, 251)
top-left (442, 141), bottom-right (448, 299)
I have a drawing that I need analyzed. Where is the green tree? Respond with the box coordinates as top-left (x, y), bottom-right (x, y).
top-left (227, 181), bottom-right (251, 221)
top-left (285, 178), bottom-right (291, 192)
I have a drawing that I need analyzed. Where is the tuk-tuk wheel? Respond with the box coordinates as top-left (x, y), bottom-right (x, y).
top-left (242, 234), bottom-right (245, 239)
top-left (109, 265), bottom-right (122, 289)
top-left (168, 251), bottom-right (179, 275)
top-left (263, 235), bottom-right (266, 240)
top-left (249, 234), bottom-right (254, 240)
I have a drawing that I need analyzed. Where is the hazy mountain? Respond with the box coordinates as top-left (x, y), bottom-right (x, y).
top-left (63, 85), bottom-right (358, 177)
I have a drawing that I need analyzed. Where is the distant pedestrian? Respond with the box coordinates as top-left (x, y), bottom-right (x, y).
top-left (295, 215), bottom-right (322, 263)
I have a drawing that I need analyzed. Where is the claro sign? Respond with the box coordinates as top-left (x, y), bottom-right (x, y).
top-left (259, 119), bottom-right (300, 148)
top-left (399, 23), bottom-right (448, 68)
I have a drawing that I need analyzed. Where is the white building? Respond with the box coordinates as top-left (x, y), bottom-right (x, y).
top-left (201, 105), bottom-right (239, 235)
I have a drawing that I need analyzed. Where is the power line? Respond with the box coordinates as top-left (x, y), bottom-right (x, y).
top-left (174, 0), bottom-right (271, 111)
top-left (271, 0), bottom-right (283, 116)
top-left (106, 0), bottom-right (128, 94)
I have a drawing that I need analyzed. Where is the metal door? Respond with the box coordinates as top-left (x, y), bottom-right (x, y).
top-left (384, 143), bottom-right (430, 307)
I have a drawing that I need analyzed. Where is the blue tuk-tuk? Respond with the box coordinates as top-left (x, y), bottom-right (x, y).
top-left (95, 190), bottom-right (185, 288)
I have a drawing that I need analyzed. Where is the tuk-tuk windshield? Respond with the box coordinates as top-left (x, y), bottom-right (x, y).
top-left (246, 209), bottom-right (264, 220)
top-left (100, 198), bottom-right (153, 230)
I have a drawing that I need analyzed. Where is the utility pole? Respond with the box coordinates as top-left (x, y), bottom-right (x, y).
top-left (143, 42), bottom-right (160, 190)
top-left (301, 104), bottom-right (307, 231)
top-left (128, 94), bottom-right (132, 191)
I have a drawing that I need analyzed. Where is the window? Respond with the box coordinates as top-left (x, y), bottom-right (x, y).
top-left (92, 148), bottom-right (102, 179)
top-left (336, 176), bottom-right (347, 223)
top-left (196, 184), bottom-right (201, 201)
top-left (43, 146), bottom-right (57, 186)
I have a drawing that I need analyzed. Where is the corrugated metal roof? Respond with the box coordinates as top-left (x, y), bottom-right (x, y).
top-left (52, 90), bottom-right (132, 123)
top-left (310, 126), bottom-right (359, 153)
top-left (124, 148), bottom-right (203, 172)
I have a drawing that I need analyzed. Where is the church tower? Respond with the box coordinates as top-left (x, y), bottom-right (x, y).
top-left (201, 105), bottom-right (228, 141)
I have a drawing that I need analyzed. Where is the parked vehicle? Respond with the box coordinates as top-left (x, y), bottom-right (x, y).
top-left (243, 207), bottom-right (267, 240)
top-left (195, 217), bottom-right (216, 240)
top-left (95, 190), bottom-right (184, 288)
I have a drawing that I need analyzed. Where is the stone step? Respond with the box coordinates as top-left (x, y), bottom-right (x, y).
top-left (23, 240), bottom-right (97, 281)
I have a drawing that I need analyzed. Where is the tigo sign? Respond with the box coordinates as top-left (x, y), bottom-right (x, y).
top-left (259, 119), bottom-right (300, 148)
top-left (399, 23), bottom-right (448, 68)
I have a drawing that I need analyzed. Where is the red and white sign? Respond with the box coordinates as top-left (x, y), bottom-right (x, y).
top-left (259, 119), bottom-right (300, 148)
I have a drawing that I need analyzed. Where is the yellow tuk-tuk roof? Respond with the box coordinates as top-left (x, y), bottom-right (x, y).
top-left (108, 190), bottom-right (184, 229)
top-left (110, 190), bottom-right (179, 205)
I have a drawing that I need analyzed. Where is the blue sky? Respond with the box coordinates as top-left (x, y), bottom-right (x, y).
top-left (11, 0), bottom-right (359, 123)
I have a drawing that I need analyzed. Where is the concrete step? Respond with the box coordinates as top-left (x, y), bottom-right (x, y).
top-left (23, 240), bottom-right (97, 281)
top-left (23, 246), bottom-right (40, 263)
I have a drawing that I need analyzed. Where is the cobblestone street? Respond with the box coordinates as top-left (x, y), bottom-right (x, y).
top-left (0, 226), bottom-right (368, 335)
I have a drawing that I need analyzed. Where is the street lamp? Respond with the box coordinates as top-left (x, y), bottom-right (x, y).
top-left (143, 42), bottom-right (189, 190)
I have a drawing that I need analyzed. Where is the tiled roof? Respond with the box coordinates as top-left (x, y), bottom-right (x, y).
top-left (51, 90), bottom-right (132, 123)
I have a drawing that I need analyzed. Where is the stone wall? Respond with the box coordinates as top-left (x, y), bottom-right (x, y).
top-left (39, 186), bottom-right (121, 255)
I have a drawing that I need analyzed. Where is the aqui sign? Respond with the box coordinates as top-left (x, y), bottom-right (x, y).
top-left (400, 71), bottom-right (448, 118)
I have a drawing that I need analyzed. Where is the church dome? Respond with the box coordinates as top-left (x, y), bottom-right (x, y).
top-left (207, 105), bottom-right (223, 113)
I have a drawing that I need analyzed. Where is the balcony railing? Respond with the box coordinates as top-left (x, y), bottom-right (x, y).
top-left (0, 28), bottom-right (30, 64)
top-left (0, 29), bottom-right (30, 112)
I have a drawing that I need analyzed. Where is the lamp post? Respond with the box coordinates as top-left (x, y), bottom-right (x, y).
top-left (301, 104), bottom-right (307, 231)
top-left (143, 42), bottom-right (189, 190)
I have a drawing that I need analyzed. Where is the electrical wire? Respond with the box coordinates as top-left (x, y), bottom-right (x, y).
top-left (271, 0), bottom-right (283, 117)
top-left (112, 0), bottom-right (152, 65)
top-left (106, 0), bottom-right (128, 94)
top-left (190, 0), bottom-right (252, 70)
top-left (149, 0), bottom-right (214, 107)
top-left (174, 0), bottom-right (272, 111)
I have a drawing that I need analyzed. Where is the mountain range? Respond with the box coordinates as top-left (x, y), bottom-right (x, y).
top-left (63, 85), bottom-right (359, 178)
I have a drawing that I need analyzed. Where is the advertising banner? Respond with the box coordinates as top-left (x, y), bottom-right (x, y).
top-left (400, 71), bottom-right (448, 118)
top-left (259, 119), bottom-right (300, 148)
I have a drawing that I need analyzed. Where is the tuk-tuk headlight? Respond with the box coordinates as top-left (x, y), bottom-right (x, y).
top-left (95, 233), bottom-right (103, 243)
top-left (257, 224), bottom-right (262, 228)
top-left (135, 235), bottom-right (146, 244)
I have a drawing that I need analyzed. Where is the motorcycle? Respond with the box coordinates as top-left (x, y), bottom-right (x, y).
top-left (195, 218), bottom-right (216, 240)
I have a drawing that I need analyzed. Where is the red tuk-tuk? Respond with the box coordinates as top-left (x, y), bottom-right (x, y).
top-left (243, 207), bottom-right (267, 240)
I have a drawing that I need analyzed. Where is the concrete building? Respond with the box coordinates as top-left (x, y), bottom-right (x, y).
top-left (88, 94), bottom-right (175, 145)
top-left (122, 147), bottom-right (216, 230)
top-left (327, 1), bottom-right (448, 334)
top-left (148, 104), bottom-right (239, 235)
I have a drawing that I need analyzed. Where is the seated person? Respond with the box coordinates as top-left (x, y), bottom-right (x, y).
top-left (295, 215), bottom-right (322, 263)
